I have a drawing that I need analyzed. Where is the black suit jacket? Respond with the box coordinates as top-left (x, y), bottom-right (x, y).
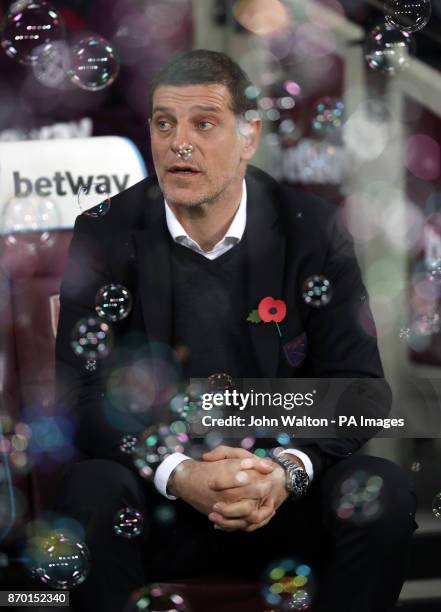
top-left (55, 165), bottom-right (392, 477)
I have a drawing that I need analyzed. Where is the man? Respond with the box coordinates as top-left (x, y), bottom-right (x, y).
top-left (55, 50), bottom-right (417, 611)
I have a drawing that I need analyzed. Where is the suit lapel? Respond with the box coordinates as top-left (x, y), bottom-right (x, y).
top-left (132, 187), bottom-right (172, 346)
top-left (245, 170), bottom-right (286, 378)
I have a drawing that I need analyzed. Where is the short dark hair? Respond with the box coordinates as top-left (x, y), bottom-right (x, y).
top-left (148, 49), bottom-right (259, 118)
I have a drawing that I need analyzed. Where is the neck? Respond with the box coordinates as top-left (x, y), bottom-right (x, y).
top-left (168, 177), bottom-right (244, 252)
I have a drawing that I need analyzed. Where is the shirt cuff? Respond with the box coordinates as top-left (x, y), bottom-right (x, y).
top-left (153, 452), bottom-right (191, 499)
top-left (280, 448), bottom-right (314, 482)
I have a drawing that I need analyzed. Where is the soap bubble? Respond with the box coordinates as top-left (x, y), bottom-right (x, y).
top-left (278, 119), bottom-right (301, 145)
top-left (120, 434), bottom-right (137, 454)
top-left (85, 359), bottom-right (97, 373)
top-left (113, 507), bottom-right (143, 539)
top-left (0, 0), bottom-right (65, 65)
top-left (385, 0), bottom-right (431, 33)
top-left (432, 492), bottom-right (441, 519)
top-left (412, 312), bottom-right (441, 336)
top-left (283, 333), bottom-right (307, 368)
top-left (96, 284), bottom-right (132, 322)
top-left (333, 470), bottom-right (385, 525)
top-left (28, 532), bottom-right (90, 589)
top-left (134, 423), bottom-right (190, 477)
top-left (311, 97), bottom-right (344, 139)
top-left (240, 436), bottom-right (255, 450)
top-left (364, 25), bottom-right (414, 75)
top-left (207, 372), bottom-right (234, 393)
top-left (77, 182), bottom-right (111, 217)
top-left (126, 585), bottom-right (190, 612)
top-left (301, 275), bottom-right (332, 307)
top-left (233, 0), bottom-right (290, 36)
top-left (154, 504), bottom-right (176, 526)
top-left (1, 196), bottom-right (61, 251)
top-left (68, 36), bottom-right (119, 92)
top-left (399, 327), bottom-right (411, 339)
top-left (427, 258), bottom-right (441, 282)
top-left (261, 557), bottom-right (315, 611)
top-left (32, 40), bottom-right (70, 87)
top-left (170, 394), bottom-right (201, 420)
top-left (410, 461), bottom-right (421, 472)
top-left (71, 317), bottom-right (113, 360)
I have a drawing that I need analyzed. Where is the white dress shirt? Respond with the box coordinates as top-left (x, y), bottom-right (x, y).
top-left (154, 179), bottom-right (314, 498)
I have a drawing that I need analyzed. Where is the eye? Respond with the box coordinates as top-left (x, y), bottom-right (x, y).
top-left (157, 120), bottom-right (172, 130)
top-left (198, 121), bottom-right (214, 130)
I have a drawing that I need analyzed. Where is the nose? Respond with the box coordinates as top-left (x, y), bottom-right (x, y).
top-left (171, 123), bottom-right (192, 155)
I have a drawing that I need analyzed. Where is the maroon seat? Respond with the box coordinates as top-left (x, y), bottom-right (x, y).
top-left (0, 229), bottom-right (263, 610)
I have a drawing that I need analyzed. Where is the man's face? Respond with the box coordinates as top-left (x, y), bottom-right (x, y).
top-left (149, 83), bottom-right (260, 208)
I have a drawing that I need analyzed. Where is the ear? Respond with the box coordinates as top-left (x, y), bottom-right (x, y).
top-left (238, 118), bottom-right (262, 162)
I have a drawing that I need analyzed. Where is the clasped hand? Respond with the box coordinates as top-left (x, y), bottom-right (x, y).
top-left (170, 445), bottom-right (289, 533)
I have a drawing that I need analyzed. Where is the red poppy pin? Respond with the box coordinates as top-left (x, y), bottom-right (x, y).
top-left (247, 296), bottom-right (287, 337)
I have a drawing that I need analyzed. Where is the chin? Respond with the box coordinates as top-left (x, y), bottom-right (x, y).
top-left (165, 188), bottom-right (206, 208)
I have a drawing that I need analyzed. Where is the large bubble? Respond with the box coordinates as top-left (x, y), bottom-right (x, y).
top-left (332, 470), bottom-right (386, 525)
top-left (68, 36), bottom-right (119, 92)
top-left (385, 0), bottom-right (431, 33)
top-left (96, 284), bottom-right (133, 323)
top-left (71, 317), bottom-right (114, 360)
top-left (27, 532), bottom-right (90, 589)
top-left (0, 0), bottom-right (65, 65)
top-left (364, 24), bottom-right (414, 75)
top-left (1, 196), bottom-right (61, 252)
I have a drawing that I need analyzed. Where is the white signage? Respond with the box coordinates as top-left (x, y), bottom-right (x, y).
top-left (0, 136), bottom-right (148, 230)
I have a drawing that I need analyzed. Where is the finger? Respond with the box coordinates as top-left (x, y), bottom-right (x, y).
top-left (227, 480), bottom-right (272, 501)
top-left (245, 511), bottom-right (276, 532)
top-left (208, 512), bottom-right (249, 531)
top-left (240, 457), bottom-right (275, 473)
top-left (212, 499), bottom-right (257, 519)
top-left (246, 499), bottom-right (275, 524)
top-left (202, 446), bottom-right (253, 461)
top-left (208, 469), bottom-right (252, 491)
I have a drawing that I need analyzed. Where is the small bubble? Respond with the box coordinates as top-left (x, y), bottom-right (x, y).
top-left (301, 275), bottom-right (333, 307)
top-left (113, 507), bottom-right (143, 539)
top-left (364, 25), bottom-right (414, 75)
top-left (71, 317), bottom-right (113, 360)
top-left (68, 36), bottom-right (119, 91)
top-left (95, 284), bottom-right (132, 322)
top-left (85, 359), bottom-right (97, 372)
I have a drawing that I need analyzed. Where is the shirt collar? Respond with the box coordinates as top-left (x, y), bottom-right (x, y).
top-left (164, 179), bottom-right (247, 250)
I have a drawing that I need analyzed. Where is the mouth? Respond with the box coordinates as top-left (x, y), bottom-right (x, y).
top-left (167, 165), bottom-right (201, 177)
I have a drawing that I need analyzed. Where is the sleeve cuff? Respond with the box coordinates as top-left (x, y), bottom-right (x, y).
top-left (153, 452), bottom-right (191, 499)
top-left (281, 448), bottom-right (314, 482)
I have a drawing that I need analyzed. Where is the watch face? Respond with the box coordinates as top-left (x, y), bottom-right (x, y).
top-left (290, 468), bottom-right (309, 497)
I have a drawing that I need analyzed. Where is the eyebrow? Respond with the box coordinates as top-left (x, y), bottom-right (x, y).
top-left (152, 104), bottom-right (222, 115)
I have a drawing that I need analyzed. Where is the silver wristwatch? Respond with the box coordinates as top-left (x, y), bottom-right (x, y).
top-left (275, 454), bottom-right (310, 498)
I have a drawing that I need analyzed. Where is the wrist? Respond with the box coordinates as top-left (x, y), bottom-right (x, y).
top-left (167, 458), bottom-right (195, 498)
